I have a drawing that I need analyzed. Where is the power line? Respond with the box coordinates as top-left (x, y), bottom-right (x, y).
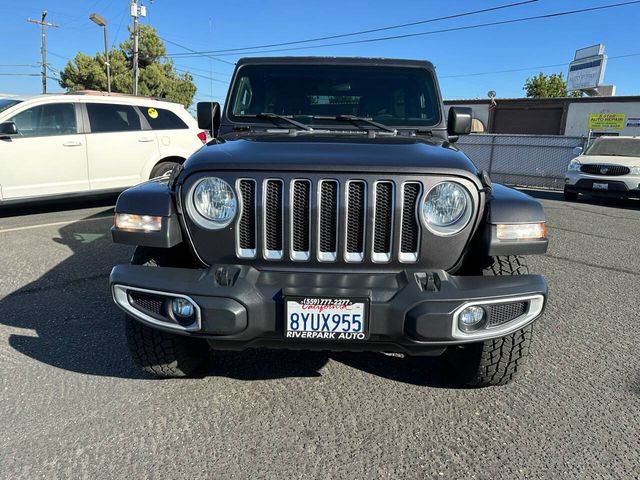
top-left (167, 0), bottom-right (640, 58)
top-left (440, 52), bottom-right (640, 79)
top-left (160, 36), bottom-right (235, 65)
top-left (174, 68), bottom-right (228, 83)
top-left (48, 51), bottom-right (72, 61)
top-left (181, 0), bottom-right (538, 55)
top-left (174, 63), bottom-right (231, 78)
top-left (0, 73), bottom-right (41, 76)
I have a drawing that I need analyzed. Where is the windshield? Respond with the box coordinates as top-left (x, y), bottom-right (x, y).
top-left (227, 64), bottom-right (441, 128)
top-left (586, 138), bottom-right (640, 157)
top-left (0, 98), bottom-right (22, 114)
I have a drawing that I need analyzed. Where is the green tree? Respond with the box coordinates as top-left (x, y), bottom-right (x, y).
top-left (523, 72), bottom-right (581, 98)
top-left (59, 25), bottom-right (196, 107)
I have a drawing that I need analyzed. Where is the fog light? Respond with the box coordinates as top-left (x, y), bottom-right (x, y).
top-left (459, 306), bottom-right (485, 330)
top-left (171, 298), bottom-right (195, 318)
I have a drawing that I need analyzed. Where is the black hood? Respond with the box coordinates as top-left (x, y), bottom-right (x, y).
top-left (184, 134), bottom-right (479, 181)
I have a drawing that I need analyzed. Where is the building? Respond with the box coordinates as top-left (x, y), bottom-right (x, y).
top-left (444, 96), bottom-right (640, 137)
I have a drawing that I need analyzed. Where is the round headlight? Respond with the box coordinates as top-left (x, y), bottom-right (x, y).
top-left (422, 182), bottom-right (473, 236)
top-left (189, 177), bottom-right (237, 229)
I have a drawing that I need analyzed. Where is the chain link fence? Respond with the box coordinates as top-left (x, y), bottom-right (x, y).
top-left (456, 134), bottom-right (586, 189)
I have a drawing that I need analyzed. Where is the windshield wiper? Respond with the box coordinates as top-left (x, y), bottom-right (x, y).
top-left (254, 113), bottom-right (314, 131)
top-left (311, 115), bottom-right (397, 134)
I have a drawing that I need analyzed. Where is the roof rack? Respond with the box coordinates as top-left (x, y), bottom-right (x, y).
top-left (65, 90), bottom-right (172, 102)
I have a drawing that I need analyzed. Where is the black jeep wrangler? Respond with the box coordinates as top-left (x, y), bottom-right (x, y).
top-left (110, 57), bottom-right (548, 386)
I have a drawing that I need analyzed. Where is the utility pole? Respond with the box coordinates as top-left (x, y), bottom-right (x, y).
top-left (130, 0), bottom-right (147, 96)
top-left (27, 11), bottom-right (59, 94)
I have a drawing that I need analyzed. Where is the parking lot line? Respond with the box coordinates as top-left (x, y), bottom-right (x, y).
top-left (0, 215), bottom-right (113, 234)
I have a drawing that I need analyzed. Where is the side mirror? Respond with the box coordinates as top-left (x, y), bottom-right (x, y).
top-left (573, 146), bottom-right (583, 156)
top-left (447, 107), bottom-right (472, 141)
top-left (0, 121), bottom-right (17, 137)
top-left (197, 102), bottom-right (221, 138)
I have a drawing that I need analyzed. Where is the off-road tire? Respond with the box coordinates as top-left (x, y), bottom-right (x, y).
top-left (446, 255), bottom-right (535, 387)
top-left (124, 246), bottom-right (210, 377)
top-left (125, 316), bottom-right (210, 377)
top-left (150, 161), bottom-right (180, 179)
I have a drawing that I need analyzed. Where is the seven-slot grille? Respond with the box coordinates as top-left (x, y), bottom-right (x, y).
top-left (235, 178), bottom-right (423, 263)
top-left (580, 164), bottom-right (630, 176)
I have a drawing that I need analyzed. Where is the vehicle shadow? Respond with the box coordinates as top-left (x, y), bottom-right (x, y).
top-left (0, 208), bottom-right (153, 378)
top-left (518, 187), bottom-right (640, 211)
top-left (0, 194), bottom-right (119, 218)
top-left (1, 209), bottom-right (461, 387)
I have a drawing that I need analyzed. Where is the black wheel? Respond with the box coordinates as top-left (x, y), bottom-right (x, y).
top-left (563, 187), bottom-right (578, 201)
top-left (125, 246), bottom-right (209, 377)
top-left (150, 161), bottom-right (180, 179)
top-left (446, 255), bottom-right (535, 387)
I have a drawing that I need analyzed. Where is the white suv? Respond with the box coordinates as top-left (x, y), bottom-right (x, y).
top-left (564, 136), bottom-right (640, 201)
top-left (0, 93), bottom-right (206, 204)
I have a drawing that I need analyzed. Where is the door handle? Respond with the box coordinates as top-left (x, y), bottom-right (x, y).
top-left (63, 141), bottom-right (82, 147)
top-left (138, 137), bottom-right (155, 143)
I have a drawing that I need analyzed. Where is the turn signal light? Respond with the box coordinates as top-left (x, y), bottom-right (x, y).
top-left (114, 213), bottom-right (162, 232)
top-left (497, 223), bottom-right (546, 241)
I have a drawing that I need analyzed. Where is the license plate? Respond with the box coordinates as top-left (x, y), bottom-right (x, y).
top-left (593, 182), bottom-right (609, 190)
top-left (285, 297), bottom-right (369, 341)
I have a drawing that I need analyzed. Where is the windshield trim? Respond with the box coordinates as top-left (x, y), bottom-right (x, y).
top-left (223, 63), bottom-right (443, 130)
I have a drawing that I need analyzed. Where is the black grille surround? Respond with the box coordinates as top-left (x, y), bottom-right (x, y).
top-left (238, 179), bottom-right (257, 254)
top-left (264, 180), bottom-right (284, 256)
top-left (580, 164), bottom-right (631, 176)
top-left (181, 172), bottom-right (483, 270)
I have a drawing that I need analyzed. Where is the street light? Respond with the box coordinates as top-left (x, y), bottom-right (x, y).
top-left (89, 12), bottom-right (110, 93)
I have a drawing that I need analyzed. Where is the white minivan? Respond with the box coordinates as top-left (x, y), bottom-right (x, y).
top-left (0, 92), bottom-right (207, 204)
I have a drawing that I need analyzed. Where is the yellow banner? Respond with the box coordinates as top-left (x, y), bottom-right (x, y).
top-left (588, 113), bottom-right (626, 130)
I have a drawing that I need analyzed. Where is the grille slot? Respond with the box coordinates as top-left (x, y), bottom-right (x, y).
top-left (487, 301), bottom-right (528, 327)
top-left (318, 180), bottom-right (339, 261)
top-left (264, 179), bottom-right (283, 259)
top-left (291, 180), bottom-right (311, 261)
top-left (580, 164), bottom-right (630, 176)
top-left (345, 181), bottom-right (366, 262)
top-left (129, 291), bottom-right (164, 316)
top-left (372, 181), bottom-right (394, 262)
top-left (237, 179), bottom-right (256, 258)
top-left (399, 182), bottom-right (421, 262)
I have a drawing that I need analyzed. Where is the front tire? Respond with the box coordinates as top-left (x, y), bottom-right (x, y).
top-left (125, 316), bottom-right (210, 377)
top-left (446, 255), bottom-right (536, 387)
top-left (125, 246), bottom-right (209, 377)
top-left (150, 161), bottom-right (180, 179)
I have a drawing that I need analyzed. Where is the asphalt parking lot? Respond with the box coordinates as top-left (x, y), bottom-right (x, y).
top-left (1, 191), bottom-right (639, 479)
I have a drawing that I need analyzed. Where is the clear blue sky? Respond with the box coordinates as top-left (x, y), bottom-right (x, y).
top-left (1, 0), bottom-right (639, 103)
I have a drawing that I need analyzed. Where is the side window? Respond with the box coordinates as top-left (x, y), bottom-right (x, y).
top-left (9, 103), bottom-right (77, 137)
top-left (87, 103), bottom-right (142, 133)
top-left (140, 107), bottom-right (188, 130)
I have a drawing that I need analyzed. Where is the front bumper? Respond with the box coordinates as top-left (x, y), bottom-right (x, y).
top-left (110, 265), bottom-right (547, 355)
top-left (565, 171), bottom-right (640, 198)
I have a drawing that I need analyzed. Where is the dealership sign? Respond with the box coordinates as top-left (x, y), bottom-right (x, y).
top-left (588, 113), bottom-right (625, 130)
top-left (567, 44), bottom-right (607, 92)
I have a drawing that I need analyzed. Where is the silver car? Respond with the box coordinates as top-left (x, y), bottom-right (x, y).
top-left (564, 136), bottom-right (640, 201)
